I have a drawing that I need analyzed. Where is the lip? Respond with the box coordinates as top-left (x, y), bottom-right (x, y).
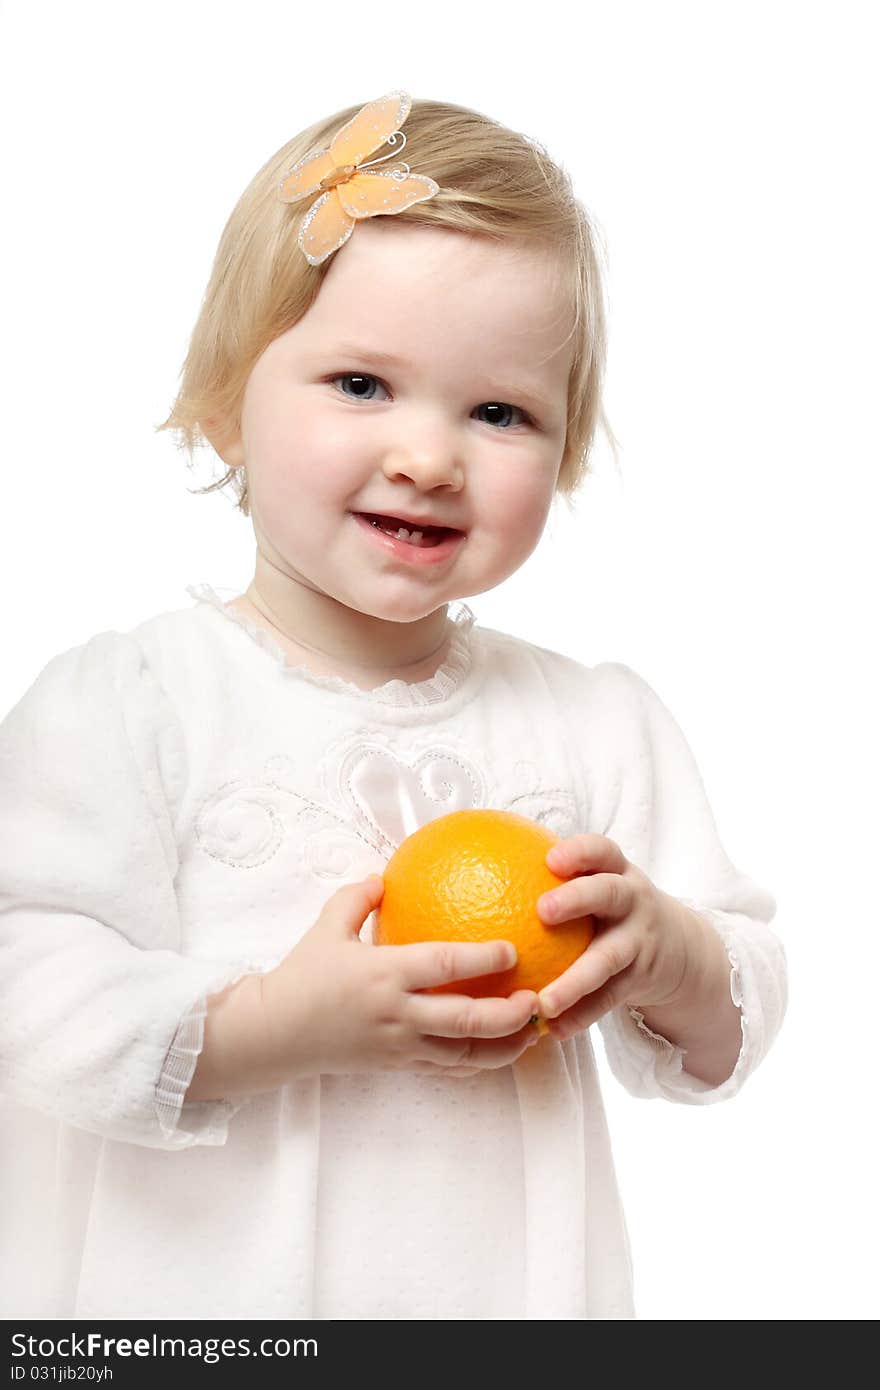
top-left (357, 509), bottom-right (466, 533)
top-left (351, 512), bottom-right (466, 566)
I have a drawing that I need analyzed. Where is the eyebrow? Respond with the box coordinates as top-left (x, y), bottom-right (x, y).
top-left (320, 341), bottom-right (557, 415)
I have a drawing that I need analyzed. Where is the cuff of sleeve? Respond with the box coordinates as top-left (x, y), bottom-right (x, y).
top-left (154, 962), bottom-right (269, 1148)
top-left (600, 909), bottom-right (751, 1105)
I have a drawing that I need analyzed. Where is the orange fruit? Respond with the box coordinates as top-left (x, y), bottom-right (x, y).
top-left (374, 808), bottom-right (594, 998)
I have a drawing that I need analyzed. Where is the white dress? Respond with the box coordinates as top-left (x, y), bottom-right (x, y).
top-left (0, 585), bottom-right (787, 1320)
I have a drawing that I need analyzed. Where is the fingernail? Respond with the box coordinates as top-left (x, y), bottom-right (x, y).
top-left (538, 991), bottom-right (556, 1018)
top-left (538, 894), bottom-right (557, 921)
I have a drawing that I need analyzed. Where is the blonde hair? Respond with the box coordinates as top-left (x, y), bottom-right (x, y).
top-left (156, 96), bottom-right (619, 516)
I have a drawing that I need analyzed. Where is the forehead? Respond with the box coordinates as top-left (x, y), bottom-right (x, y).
top-left (299, 222), bottom-right (575, 376)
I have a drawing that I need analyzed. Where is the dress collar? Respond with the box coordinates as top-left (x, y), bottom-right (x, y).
top-left (186, 583), bottom-right (477, 709)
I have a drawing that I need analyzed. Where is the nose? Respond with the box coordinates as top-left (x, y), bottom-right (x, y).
top-left (380, 435), bottom-right (464, 493)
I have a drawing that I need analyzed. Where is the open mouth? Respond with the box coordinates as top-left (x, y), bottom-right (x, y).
top-left (355, 512), bottom-right (463, 549)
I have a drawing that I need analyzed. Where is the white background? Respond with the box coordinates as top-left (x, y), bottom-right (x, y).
top-left (1, 0), bottom-right (877, 1320)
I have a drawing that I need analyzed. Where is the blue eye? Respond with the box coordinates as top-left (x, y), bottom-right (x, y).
top-left (330, 372), bottom-right (532, 429)
top-left (476, 402), bottom-right (527, 429)
top-left (333, 373), bottom-right (386, 401)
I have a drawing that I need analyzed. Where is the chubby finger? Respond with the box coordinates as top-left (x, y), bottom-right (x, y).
top-left (543, 983), bottom-right (632, 1040)
top-left (319, 874), bottom-right (385, 938)
top-left (408, 987), bottom-right (539, 1040)
top-left (546, 833), bottom-right (628, 878)
top-left (537, 926), bottom-right (639, 1019)
top-left (408, 1060), bottom-right (482, 1077)
top-left (391, 937), bottom-right (519, 992)
top-left (415, 1017), bottom-right (541, 1071)
top-left (537, 871), bottom-right (633, 926)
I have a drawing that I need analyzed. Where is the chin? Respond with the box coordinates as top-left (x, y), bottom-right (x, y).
top-left (350, 592), bottom-right (453, 624)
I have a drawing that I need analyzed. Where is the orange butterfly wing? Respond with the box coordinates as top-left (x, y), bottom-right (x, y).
top-left (298, 190), bottom-right (356, 266)
top-left (337, 169), bottom-right (440, 220)
top-left (278, 150), bottom-right (338, 203)
top-left (328, 91), bottom-right (411, 166)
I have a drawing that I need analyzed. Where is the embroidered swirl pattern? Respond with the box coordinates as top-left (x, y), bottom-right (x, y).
top-left (194, 741), bottom-right (580, 877)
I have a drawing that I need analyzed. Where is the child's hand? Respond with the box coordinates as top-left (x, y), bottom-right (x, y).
top-left (534, 834), bottom-right (703, 1040)
top-left (259, 875), bottom-right (541, 1081)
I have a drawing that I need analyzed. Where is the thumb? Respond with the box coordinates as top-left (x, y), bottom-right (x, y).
top-left (318, 874), bottom-right (385, 939)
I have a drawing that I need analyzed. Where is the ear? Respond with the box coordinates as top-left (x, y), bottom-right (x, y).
top-left (200, 415), bottom-right (246, 469)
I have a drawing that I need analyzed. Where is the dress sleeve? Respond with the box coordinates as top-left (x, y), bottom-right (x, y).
top-left (589, 662), bottom-right (788, 1105)
top-left (0, 630), bottom-right (256, 1149)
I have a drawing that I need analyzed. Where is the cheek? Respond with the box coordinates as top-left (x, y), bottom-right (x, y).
top-left (482, 469), bottom-right (555, 549)
top-left (250, 404), bottom-right (361, 509)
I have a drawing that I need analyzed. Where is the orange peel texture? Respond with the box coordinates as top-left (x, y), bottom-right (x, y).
top-left (374, 809), bottom-right (595, 1000)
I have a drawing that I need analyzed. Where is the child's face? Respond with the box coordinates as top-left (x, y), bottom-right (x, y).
top-left (224, 221), bottom-right (574, 624)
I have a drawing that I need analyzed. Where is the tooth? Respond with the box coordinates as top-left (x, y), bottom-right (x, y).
top-left (365, 515), bottom-right (434, 543)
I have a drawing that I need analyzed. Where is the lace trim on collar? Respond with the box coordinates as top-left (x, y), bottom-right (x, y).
top-left (186, 583), bottom-right (476, 708)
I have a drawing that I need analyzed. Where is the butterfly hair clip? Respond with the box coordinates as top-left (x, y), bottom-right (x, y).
top-left (278, 90), bottom-right (440, 266)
